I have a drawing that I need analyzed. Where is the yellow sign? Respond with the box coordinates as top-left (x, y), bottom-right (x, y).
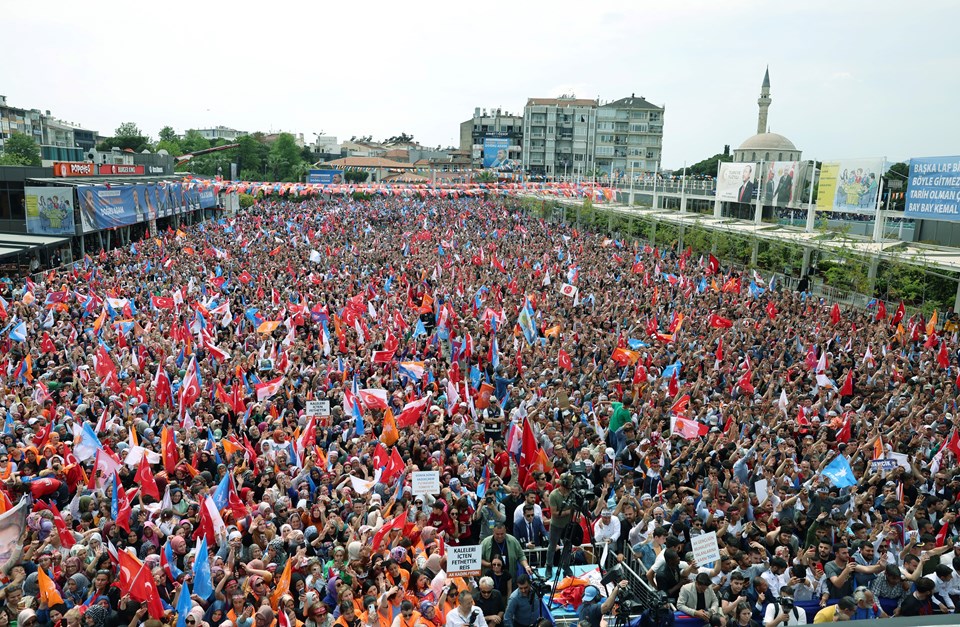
top-left (816, 163), bottom-right (840, 211)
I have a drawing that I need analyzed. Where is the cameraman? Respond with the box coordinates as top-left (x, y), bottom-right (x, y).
top-left (762, 586), bottom-right (806, 626)
top-left (503, 575), bottom-right (544, 627)
top-left (579, 581), bottom-right (628, 627)
top-left (545, 475), bottom-right (576, 579)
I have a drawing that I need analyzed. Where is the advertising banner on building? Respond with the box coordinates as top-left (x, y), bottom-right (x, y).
top-left (757, 161), bottom-right (813, 208)
top-left (307, 170), bottom-right (344, 185)
top-left (815, 158), bottom-right (885, 212)
top-left (483, 137), bottom-right (511, 169)
top-left (716, 162), bottom-right (758, 203)
top-left (904, 155), bottom-right (960, 221)
top-left (98, 164), bottom-right (145, 176)
top-left (52, 162), bottom-right (97, 177)
top-left (198, 188), bottom-right (217, 209)
top-left (168, 182), bottom-right (185, 215)
top-left (25, 187), bottom-right (77, 235)
top-left (77, 185), bottom-right (152, 233)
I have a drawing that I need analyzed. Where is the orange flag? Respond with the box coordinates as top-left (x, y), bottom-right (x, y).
top-left (270, 558), bottom-right (293, 610)
top-left (37, 567), bottom-right (64, 606)
top-left (381, 409), bottom-right (399, 447)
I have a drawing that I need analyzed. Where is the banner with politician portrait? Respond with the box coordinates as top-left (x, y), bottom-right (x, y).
top-left (815, 158), bottom-right (885, 213)
top-left (757, 161), bottom-right (813, 208)
top-left (78, 185), bottom-right (152, 233)
top-left (716, 162), bottom-right (758, 204)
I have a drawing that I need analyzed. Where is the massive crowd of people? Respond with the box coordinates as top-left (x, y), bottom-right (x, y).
top-left (0, 195), bottom-right (957, 627)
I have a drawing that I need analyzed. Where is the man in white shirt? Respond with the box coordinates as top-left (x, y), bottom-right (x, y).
top-left (925, 564), bottom-right (958, 614)
top-left (762, 586), bottom-right (807, 626)
top-left (593, 509), bottom-right (621, 546)
top-left (512, 490), bottom-right (544, 525)
top-left (761, 558), bottom-right (790, 598)
top-left (446, 591), bottom-right (487, 627)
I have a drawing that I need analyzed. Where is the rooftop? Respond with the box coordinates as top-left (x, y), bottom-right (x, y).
top-left (526, 97), bottom-right (598, 108)
top-left (602, 95), bottom-right (663, 111)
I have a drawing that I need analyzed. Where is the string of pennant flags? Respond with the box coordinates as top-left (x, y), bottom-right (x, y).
top-left (177, 177), bottom-right (619, 201)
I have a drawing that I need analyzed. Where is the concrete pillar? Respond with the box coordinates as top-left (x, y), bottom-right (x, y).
top-left (801, 248), bottom-right (812, 277)
top-left (805, 202), bottom-right (816, 232)
top-left (867, 257), bottom-right (880, 295)
top-left (872, 210), bottom-right (886, 243)
top-left (751, 240), bottom-right (759, 267)
top-left (628, 189), bottom-right (635, 206)
top-left (680, 192), bottom-right (688, 213)
top-left (713, 199), bottom-right (722, 218)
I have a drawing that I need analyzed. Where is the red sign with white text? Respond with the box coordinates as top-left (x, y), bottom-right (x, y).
top-left (99, 164), bottom-right (145, 175)
top-left (52, 162), bottom-right (97, 177)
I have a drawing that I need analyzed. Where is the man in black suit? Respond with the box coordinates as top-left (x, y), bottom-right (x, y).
top-left (513, 505), bottom-right (548, 554)
top-left (738, 165), bottom-right (755, 204)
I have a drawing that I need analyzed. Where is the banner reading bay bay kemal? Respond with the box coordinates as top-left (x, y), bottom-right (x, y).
top-left (905, 156), bottom-right (960, 221)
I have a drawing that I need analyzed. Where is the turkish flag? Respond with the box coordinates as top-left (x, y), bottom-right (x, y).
top-left (670, 394), bottom-right (690, 416)
top-left (372, 349), bottom-right (396, 364)
top-left (936, 522), bottom-right (950, 548)
top-left (737, 370), bottom-right (755, 394)
top-left (938, 341), bottom-right (950, 369)
top-left (358, 389), bottom-right (389, 410)
top-left (238, 270), bottom-right (254, 284)
top-left (876, 300), bottom-right (887, 322)
top-left (40, 332), bottom-right (56, 354)
top-left (946, 429), bottom-right (960, 460)
top-left (396, 397), bottom-right (429, 428)
top-left (49, 502), bottom-right (75, 548)
top-left (372, 514), bottom-right (406, 552)
top-left (154, 370), bottom-right (173, 408)
top-left (518, 417), bottom-right (538, 488)
top-left (709, 314), bottom-right (733, 329)
top-left (836, 418), bottom-right (852, 444)
top-left (830, 303), bottom-right (841, 325)
top-left (373, 443), bottom-right (389, 469)
top-left (382, 448), bottom-right (405, 485)
top-left (668, 370), bottom-right (679, 397)
top-left (558, 349), bottom-right (572, 372)
top-left (840, 370), bottom-right (854, 397)
top-left (891, 302), bottom-right (905, 326)
top-left (115, 480), bottom-right (132, 532)
top-left (134, 460), bottom-right (160, 500)
top-left (707, 254), bottom-right (720, 275)
top-left (766, 301), bottom-right (777, 320)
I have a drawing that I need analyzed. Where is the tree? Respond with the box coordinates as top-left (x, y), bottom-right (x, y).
top-left (236, 135), bottom-right (266, 179)
top-left (97, 122), bottom-right (150, 152)
top-left (181, 130), bottom-right (211, 154)
top-left (683, 152), bottom-right (733, 177)
top-left (268, 133), bottom-right (304, 182)
top-left (156, 140), bottom-right (183, 157)
top-left (158, 126), bottom-right (178, 143)
top-left (0, 132), bottom-right (41, 166)
top-left (344, 170), bottom-right (369, 183)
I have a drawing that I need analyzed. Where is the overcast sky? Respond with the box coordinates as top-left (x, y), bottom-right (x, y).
top-left (4, 0), bottom-right (956, 168)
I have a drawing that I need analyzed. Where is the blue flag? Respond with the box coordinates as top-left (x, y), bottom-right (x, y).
top-left (175, 580), bottom-right (192, 627)
top-left (193, 538), bottom-right (214, 600)
top-left (822, 455), bottom-right (857, 488)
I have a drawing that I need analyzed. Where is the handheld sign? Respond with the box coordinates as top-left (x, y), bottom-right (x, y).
top-left (446, 545), bottom-right (482, 577)
top-left (306, 400), bottom-right (330, 417)
top-left (411, 471), bottom-right (440, 496)
top-left (691, 531), bottom-right (721, 566)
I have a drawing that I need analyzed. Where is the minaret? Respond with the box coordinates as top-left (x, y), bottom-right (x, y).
top-left (757, 66), bottom-right (771, 135)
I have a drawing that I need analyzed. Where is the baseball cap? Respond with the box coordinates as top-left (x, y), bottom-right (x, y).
top-left (582, 587), bottom-right (601, 603)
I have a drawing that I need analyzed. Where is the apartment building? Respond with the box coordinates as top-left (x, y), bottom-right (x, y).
top-left (521, 96), bottom-right (598, 177)
top-left (594, 94), bottom-right (664, 179)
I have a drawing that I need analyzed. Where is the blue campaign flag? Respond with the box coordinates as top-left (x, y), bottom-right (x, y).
top-left (8, 321), bottom-right (27, 343)
top-left (822, 455), bottom-right (858, 488)
top-left (748, 282), bottom-right (765, 298)
top-left (175, 580), bottom-right (192, 627)
top-left (469, 365), bottom-right (482, 391)
top-left (412, 319), bottom-right (427, 338)
top-left (627, 338), bottom-right (648, 349)
top-left (211, 473), bottom-right (230, 511)
top-left (193, 538), bottom-right (214, 599)
top-left (110, 473), bottom-right (119, 519)
top-left (698, 278), bottom-right (707, 293)
top-left (662, 361), bottom-right (682, 379)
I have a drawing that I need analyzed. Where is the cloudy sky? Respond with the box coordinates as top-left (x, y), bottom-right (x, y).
top-left (4, 0), bottom-right (956, 168)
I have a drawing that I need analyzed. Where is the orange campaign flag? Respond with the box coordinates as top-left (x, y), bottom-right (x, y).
top-left (475, 383), bottom-right (495, 409)
top-left (380, 409), bottom-right (399, 447)
top-left (270, 558), bottom-right (293, 610)
top-left (927, 310), bottom-right (939, 336)
top-left (37, 566), bottom-right (64, 606)
top-left (544, 325), bottom-right (561, 338)
top-left (611, 347), bottom-right (640, 366)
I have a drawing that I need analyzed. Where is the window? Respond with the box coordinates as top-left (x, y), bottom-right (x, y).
top-left (596, 146), bottom-right (614, 156)
top-left (649, 112), bottom-right (661, 122)
top-left (778, 152), bottom-right (783, 160)
top-left (631, 111), bottom-right (648, 120)
top-left (630, 124), bottom-right (648, 133)
top-left (547, 127), bottom-right (554, 135)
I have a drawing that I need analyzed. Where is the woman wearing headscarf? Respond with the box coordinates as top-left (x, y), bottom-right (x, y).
top-left (204, 600), bottom-right (230, 627)
top-left (81, 604), bottom-right (109, 627)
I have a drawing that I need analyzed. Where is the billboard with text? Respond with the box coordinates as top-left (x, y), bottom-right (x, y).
top-left (716, 162), bottom-right (758, 203)
top-left (483, 137), bottom-right (511, 169)
top-left (815, 158), bottom-right (884, 213)
top-left (904, 156), bottom-right (960, 221)
top-left (307, 170), bottom-right (344, 185)
top-left (25, 187), bottom-right (76, 235)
